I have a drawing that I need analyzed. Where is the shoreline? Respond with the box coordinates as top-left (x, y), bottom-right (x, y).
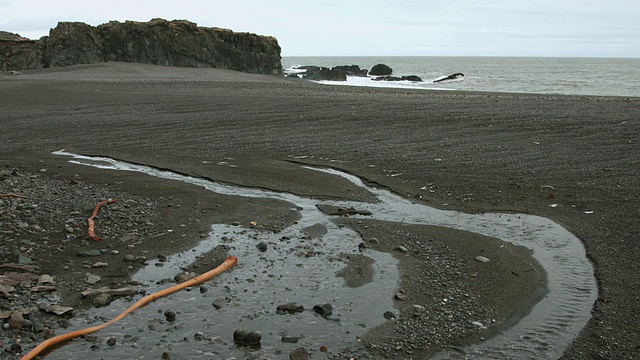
top-left (1, 63), bottom-right (639, 358)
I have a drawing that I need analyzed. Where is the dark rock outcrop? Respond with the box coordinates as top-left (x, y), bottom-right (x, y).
top-left (1, 18), bottom-right (282, 74)
top-left (369, 63), bottom-right (392, 76)
top-left (331, 65), bottom-right (368, 77)
top-left (301, 66), bottom-right (347, 81)
top-left (296, 64), bottom-right (367, 81)
top-left (433, 72), bottom-right (464, 83)
top-left (373, 75), bottom-right (423, 82)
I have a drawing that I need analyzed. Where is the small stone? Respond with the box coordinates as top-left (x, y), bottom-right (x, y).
top-left (233, 329), bottom-right (247, 343)
top-left (18, 254), bottom-right (33, 264)
top-left (107, 337), bottom-right (117, 346)
top-left (86, 275), bottom-right (101, 285)
top-left (312, 303), bottom-right (333, 317)
top-left (244, 331), bottom-right (261, 345)
top-left (164, 309), bottom-right (176, 322)
top-left (289, 347), bottom-right (309, 360)
top-left (110, 250), bottom-right (119, 255)
top-left (394, 291), bottom-right (408, 301)
top-left (209, 336), bottom-right (226, 345)
top-left (77, 250), bottom-right (102, 257)
top-left (475, 256), bottom-right (490, 263)
top-left (174, 272), bottom-right (196, 283)
top-left (93, 293), bottom-right (112, 307)
top-left (194, 332), bottom-right (204, 341)
top-left (92, 262), bottom-right (108, 268)
top-left (472, 321), bottom-right (487, 328)
top-left (158, 254), bottom-right (167, 262)
top-left (124, 254), bottom-right (136, 262)
top-left (394, 246), bottom-right (409, 253)
top-left (368, 237), bottom-right (380, 244)
top-left (38, 274), bottom-right (55, 284)
top-left (256, 241), bottom-right (268, 252)
top-left (383, 311), bottom-right (397, 320)
top-left (65, 225), bottom-right (74, 233)
top-left (212, 297), bottom-right (225, 310)
top-left (282, 336), bottom-right (299, 343)
top-left (39, 305), bottom-right (74, 315)
top-left (276, 303), bottom-right (304, 314)
top-left (199, 286), bottom-right (208, 294)
top-left (9, 311), bottom-right (24, 329)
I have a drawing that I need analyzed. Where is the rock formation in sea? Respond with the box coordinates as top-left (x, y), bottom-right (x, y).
top-left (0, 18), bottom-right (282, 75)
top-left (369, 63), bottom-right (393, 76)
top-left (293, 65), bottom-right (368, 81)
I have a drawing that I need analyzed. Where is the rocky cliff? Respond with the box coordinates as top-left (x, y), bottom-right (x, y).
top-left (0, 19), bottom-right (282, 74)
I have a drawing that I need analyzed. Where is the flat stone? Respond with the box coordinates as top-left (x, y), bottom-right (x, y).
top-left (282, 336), bottom-right (299, 343)
top-left (39, 305), bottom-right (74, 316)
top-left (38, 274), bottom-right (55, 284)
top-left (475, 256), bottom-right (490, 263)
top-left (276, 303), bottom-right (304, 314)
top-left (302, 223), bottom-right (328, 239)
top-left (212, 297), bottom-right (226, 310)
top-left (18, 254), bottom-right (33, 264)
top-left (77, 250), bottom-right (102, 257)
top-left (93, 293), bottom-right (113, 307)
top-left (86, 275), bottom-right (101, 285)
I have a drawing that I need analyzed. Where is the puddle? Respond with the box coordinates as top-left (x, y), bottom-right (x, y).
top-left (49, 151), bottom-right (597, 359)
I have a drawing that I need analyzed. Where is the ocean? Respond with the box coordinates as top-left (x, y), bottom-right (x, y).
top-left (282, 56), bottom-right (640, 98)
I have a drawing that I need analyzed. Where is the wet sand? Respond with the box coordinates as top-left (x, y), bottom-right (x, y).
top-left (1, 63), bottom-right (639, 358)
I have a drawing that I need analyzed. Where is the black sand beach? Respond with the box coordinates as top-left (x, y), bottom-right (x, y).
top-left (0, 63), bottom-right (638, 359)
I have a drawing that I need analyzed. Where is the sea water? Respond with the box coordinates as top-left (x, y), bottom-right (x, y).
top-left (282, 56), bottom-right (640, 97)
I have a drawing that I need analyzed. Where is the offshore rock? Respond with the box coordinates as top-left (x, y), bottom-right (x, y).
top-left (369, 63), bottom-right (393, 75)
top-left (0, 18), bottom-right (282, 74)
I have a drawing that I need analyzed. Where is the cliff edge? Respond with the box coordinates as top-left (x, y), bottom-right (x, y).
top-left (0, 18), bottom-right (282, 75)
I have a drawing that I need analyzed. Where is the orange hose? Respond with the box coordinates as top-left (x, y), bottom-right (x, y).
top-left (85, 199), bottom-right (116, 241)
top-left (20, 255), bottom-right (238, 360)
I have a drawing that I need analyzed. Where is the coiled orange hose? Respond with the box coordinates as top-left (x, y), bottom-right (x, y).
top-left (20, 255), bottom-right (238, 360)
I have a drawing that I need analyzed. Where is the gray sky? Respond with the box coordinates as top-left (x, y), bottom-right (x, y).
top-left (1, 0), bottom-right (638, 57)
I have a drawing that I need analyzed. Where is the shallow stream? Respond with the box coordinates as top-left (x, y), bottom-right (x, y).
top-left (49, 150), bottom-right (597, 359)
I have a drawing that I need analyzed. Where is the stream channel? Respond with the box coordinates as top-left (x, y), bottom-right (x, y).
top-left (48, 150), bottom-right (597, 359)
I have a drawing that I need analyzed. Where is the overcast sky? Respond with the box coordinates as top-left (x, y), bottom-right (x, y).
top-left (1, 0), bottom-right (638, 58)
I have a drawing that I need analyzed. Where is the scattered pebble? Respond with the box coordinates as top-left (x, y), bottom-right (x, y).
top-left (475, 256), bottom-right (490, 263)
top-left (164, 309), bottom-right (176, 322)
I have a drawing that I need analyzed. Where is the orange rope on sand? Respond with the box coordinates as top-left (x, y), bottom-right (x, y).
top-left (20, 255), bottom-right (238, 360)
top-left (85, 199), bottom-right (117, 241)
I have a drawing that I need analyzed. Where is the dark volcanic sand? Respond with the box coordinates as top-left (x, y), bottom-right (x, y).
top-left (1, 63), bottom-right (639, 359)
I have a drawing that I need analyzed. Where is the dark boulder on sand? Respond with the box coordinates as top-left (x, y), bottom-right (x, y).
top-left (0, 18), bottom-right (283, 74)
top-left (369, 63), bottom-right (393, 76)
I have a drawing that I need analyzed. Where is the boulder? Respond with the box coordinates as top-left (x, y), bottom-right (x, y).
top-left (0, 18), bottom-right (283, 75)
top-left (369, 63), bottom-right (392, 75)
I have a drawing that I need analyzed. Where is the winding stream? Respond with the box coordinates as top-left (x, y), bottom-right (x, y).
top-left (50, 150), bottom-right (597, 359)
